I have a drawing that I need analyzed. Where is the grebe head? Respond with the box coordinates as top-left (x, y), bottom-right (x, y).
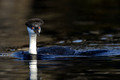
top-left (25, 18), bottom-right (44, 35)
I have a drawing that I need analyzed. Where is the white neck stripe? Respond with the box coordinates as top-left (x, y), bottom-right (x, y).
top-left (27, 27), bottom-right (37, 54)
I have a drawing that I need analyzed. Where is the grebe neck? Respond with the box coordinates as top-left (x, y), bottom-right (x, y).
top-left (27, 27), bottom-right (37, 54)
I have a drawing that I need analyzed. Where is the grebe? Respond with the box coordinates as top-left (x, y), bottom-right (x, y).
top-left (25, 18), bottom-right (44, 55)
top-left (11, 18), bottom-right (109, 60)
top-left (25, 18), bottom-right (75, 57)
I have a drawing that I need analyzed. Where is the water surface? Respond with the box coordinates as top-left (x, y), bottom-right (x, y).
top-left (1, 55), bottom-right (120, 80)
top-left (0, 0), bottom-right (120, 80)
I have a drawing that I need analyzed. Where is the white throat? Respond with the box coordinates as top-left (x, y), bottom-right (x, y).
top-left (27, 27), bottom-right (37, 54)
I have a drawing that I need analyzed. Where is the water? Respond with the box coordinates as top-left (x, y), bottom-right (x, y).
top-left (0, 55), bottom-right (120, 80)
top-left (0, 43), bottom-right (120, 80)
top-left (0, 0), bottom-right (120, 80)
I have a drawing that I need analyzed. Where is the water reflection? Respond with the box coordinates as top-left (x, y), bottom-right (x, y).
top-left (29, 60), bottom-right (38, 80)
top-left (28, 57), bottom-right (120, 80)
top-left (1, 56), bottom-right (120, 80)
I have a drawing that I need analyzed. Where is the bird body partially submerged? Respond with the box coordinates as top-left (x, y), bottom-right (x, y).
top-left (11, 46), bottom-right (109, 60)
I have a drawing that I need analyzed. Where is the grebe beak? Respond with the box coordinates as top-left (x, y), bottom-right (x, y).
top-left (32, 26), bottom-right (41, 36)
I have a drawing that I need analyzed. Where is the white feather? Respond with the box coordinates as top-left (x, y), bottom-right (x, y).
top-left (27, 27), bottom-right (37, 54)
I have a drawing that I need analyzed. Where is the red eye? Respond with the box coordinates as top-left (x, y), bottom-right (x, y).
top-left (32, 27), bottom-right (34, 29)
top-left (38, 27), bottom-right (40, 29)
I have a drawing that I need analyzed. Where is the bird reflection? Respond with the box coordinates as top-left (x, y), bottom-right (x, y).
top-left (29, 55), bottom-right (38, 80)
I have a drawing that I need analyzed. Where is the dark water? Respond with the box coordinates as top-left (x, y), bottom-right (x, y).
top-left (1, 56), bottom-right (120, 80)
top-left (0, 0), bottom-right (120, 80)
top-left (0, 0), bottom-right (120, 50)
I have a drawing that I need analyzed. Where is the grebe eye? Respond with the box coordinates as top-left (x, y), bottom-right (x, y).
top-left (32, 27), bottom-right (34, 29)
top-left (38, 27), bottom-right (41, 29)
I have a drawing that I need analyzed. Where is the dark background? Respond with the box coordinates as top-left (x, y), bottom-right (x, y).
top-left (0, 0), bottom-right (120, 50)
